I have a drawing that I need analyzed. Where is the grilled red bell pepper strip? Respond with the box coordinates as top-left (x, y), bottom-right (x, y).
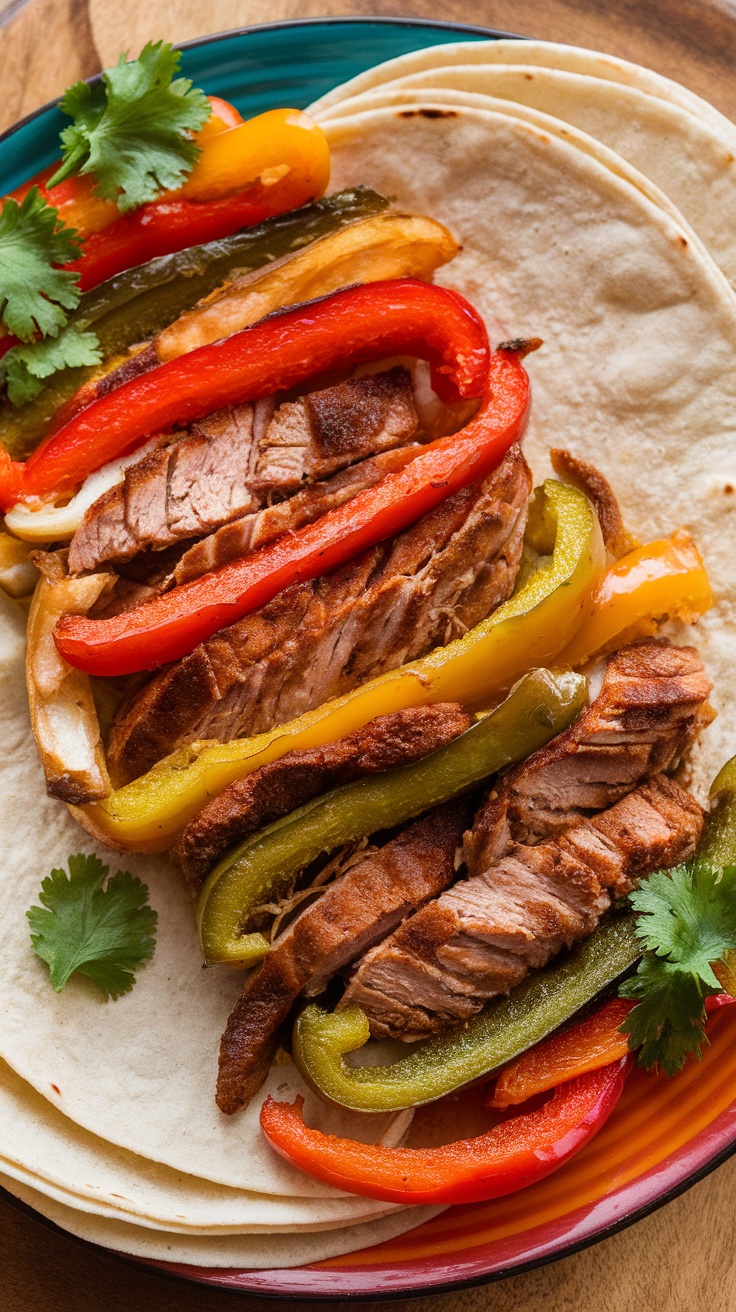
top-left (489, 992), bottom-right (734, 1109)
top-left (54, 346), bottom-right (529, 678)
top-left (4, 278), bottom-right (489, 511)
top-left (259, 1056), bottom-right (631, 1205)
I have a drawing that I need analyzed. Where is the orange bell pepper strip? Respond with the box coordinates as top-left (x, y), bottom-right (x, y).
top-left (259, 1056), bottom-right (631, 1205)
top-left (61, 109), bottom-right (330, 292)
top-left (489, 992), bottom-right (733, 1110)
top-left (556, 529), bottom-right (712, 669)
top-left (54, 342), bottom-right (531, 678)
top-left (0, 105), bottom-right (329, 363)
top-left (489, 998), bottom-right (634, 1109)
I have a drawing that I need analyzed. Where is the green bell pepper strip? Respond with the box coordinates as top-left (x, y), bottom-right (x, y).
top-left (0, 188), bottom-right (388, 458)
top-left (196, 667), bottom-right (587, 965)
top-left (292, 914), bottom-right (640, 1112)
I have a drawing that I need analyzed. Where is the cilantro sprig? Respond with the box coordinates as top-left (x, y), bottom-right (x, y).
top-left (27, 853), bottom-right (158, 1000)
top-left (3, 324), bottom-right (102, 405)
top-left (48, 41), bottom-right (210, 212)
top-left (620, 862), bottom-right (736, 1074)
top-left (0, 187), bottom-right (83, 342)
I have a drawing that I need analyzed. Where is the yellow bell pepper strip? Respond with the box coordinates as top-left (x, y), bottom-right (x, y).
top-left (196, 668), bottom-right (587, 964)
top-left (292, 915), bottom-right (640, 1112)
top-left (78, 478), bottom-right (605, 852)
top-left (557, 529), bottom-right (712, 669)
top-left (259, 1055), bottom-right (632, 1205)
top-left (489, 992), bottom-right (733, 1110)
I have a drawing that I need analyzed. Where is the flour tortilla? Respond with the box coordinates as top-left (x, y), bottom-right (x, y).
top-left (321, 105), bottom-right (736, 793)
top-left (0, 593), bottom-right (417, 1204)
top-left (313, 68), bottom-right (736, 288)
top-left (308, 38), bottom-right (735, 136)
top-left (1, 1172), bottom-right (440, 1267)
top-left (314, 87), bottom-right (735, 294)
top-left (0, 1058), bottom-right (405, 1232)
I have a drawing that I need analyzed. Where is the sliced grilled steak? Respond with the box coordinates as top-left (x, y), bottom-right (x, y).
top-left (252, 366), bottom-right (419, 488)
top-left (68, 368), bottom-right (421, 576)
top-left (107, 445), bottom-right (531, 784)
top-left (174, 703), bottom-right (473, 889)
top-left (68, 405), bottom-right (260, 575)
top-left (216, 800), bottom-right (469, 1114)
top-left (341, 775), bottom-right (704, 1040)
top-left (172, 444), bottom-right (422, 587)
top-left (464, 639), bottom-right (712, 873)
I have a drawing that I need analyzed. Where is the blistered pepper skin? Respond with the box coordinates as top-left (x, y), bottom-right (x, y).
top-left (292, 915), bottom-right (640, 1112)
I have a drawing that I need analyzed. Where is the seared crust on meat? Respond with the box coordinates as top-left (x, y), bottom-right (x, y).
top-left (68, 368), bottom-right (420, 576)
top-left (252, 367), bottom-right (419, 487)
top-left (107, 446), bottom-right (531, 784)
top-left (550, 448), bottom-right (638, 559)
top-left (464, 638), bottom-right (712, 872)
top-left (174, 703), bottom-right (473, 888)
top-left (216, 800), bottom-right (469, 1114)
top-left (341, 775), bottom-right (704, 1040)
top-left (172, 445), bottom-right (422, 588)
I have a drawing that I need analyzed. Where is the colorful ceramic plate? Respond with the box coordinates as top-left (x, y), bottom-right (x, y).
top-left (2, 16), bottom-right (736, 1299)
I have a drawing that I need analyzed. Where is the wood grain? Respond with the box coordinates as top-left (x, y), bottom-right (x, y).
top-left (1, 0), bottom-right (736, 1308)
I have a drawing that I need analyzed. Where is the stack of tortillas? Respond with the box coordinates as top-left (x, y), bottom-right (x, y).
top-left (1, 39), bottom-right (736, 1269)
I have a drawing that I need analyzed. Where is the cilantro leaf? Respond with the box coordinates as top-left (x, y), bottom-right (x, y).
top-left (3, 324), bottom-right (102, 405)
top-left (49, 42), bottom-right (210, 213)
top-left (620, 862), bottom-right (736, 1074)
top-left (27, 853), bottom-right (157, 1000)
top-left (0, 187), bottom-right (82, 341)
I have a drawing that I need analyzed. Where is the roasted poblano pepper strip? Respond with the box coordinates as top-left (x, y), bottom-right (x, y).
top-left (292, 915), bottom-right (640, 1112)
top-left (84, 480), bottom-right (605, 852)
top-left (0, 188), bottom-right (388, 457)
top-left (196, 667), bottom-right (587, 964)
top-left (699, 754), bottom-right (736, 871)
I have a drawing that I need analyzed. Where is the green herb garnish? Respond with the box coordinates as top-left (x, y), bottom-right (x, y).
top-left (620, 862), bottom-right (736, 1074)
top-left (27, 853), bottom-right (158, 999)
top-left (48, 41), bottom-right (210, 211)
top-left (0, 187), bottom-right (82, 342)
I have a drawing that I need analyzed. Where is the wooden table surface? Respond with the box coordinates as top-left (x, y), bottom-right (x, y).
top-left (2, 0), bottom-right (736, 1308)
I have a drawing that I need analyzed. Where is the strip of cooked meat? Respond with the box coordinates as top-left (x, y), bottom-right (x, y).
top-left (216, 800), bottom-right (469, 1114)
top-left (550, 447), bottom-right (638, 558)
top-left (68, 368), bottom-right (420, 576)
top-left (172, 444), bottom-right (422, 587)
top-left (464, 639), bottom-right (712, 873)
top-left (107, 445), bottom-right (532, 784)
top-left (252, 366), bottom-right (419, 487)
top-left (67, 405), bottom-right (260, 575)
top-left (174, 703), bottom-right (473, 889)
top-left (89, 447), bottom-right (424, 620)
top-left (341, 775), bottom-right (704, 1040)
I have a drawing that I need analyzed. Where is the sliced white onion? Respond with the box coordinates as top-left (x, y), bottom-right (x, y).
top-left (4, 436), bottom-right (164, 543)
